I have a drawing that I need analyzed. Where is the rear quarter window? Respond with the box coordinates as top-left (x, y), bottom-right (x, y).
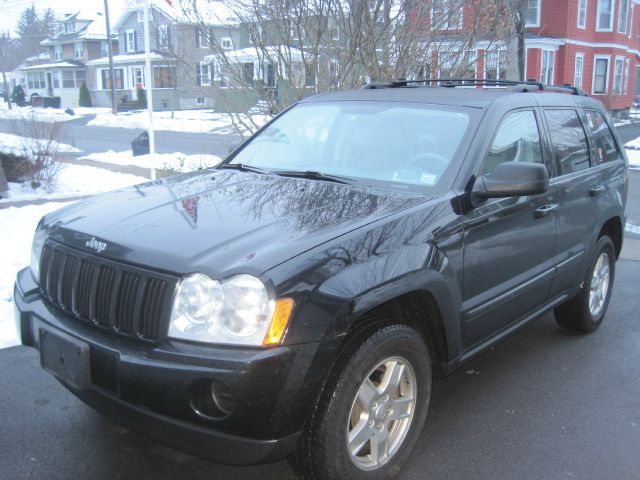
top-left (584, 110), bottom-right (621, 164)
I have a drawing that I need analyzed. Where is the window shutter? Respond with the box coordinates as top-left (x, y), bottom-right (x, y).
top-left (196, 63), bottom-right (201, 86)
top-left (134, 31), bottom-right (138, 52)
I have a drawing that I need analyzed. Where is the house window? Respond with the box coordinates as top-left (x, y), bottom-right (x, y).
top-left (52, 72), bottom-right (59, 88)
top-left (525, 0), bottom-right (541, 27)
top-left (618, 0), bottom-right (629, 33)
top-left (264, 63), bottom-right (276, 87)
top-left (75, 42), bottom-right (83, 59)
top-left (577, 0), bottom-right (587, 28)
top-left (221, 37), bottom-right (233, 49)
top-left (484, 49), bottom-right (507, 81)
top-left (574, 54), bottom-right (584, 89)
top-left (126, 30), bottom-right (136, 52)
top-left (249, 24), bottom-right (264, 44)
top-left (137, 8), bottom-right (144, 22)
top-left (593, 57), bottom-right (610, 94)
top-left (541, 50), bottom-right (555, 85)
top-left (101, 68), bottom-right (124, 89)
top-left (64, 22), bottom-right (75, 34)
top-left (438, 50), bottom-right (476, 83)
top-left (243, 62), bottom-right (254, 86)
top-left (27, 72), bottom-right (46, 89)
top-left (196, 97), bottom-right (206, 105)
top-left (613, 57), bottom-right (624, 94)
top-left (62, 70), bottom-right (75, 88)
top-left (196, 28), bottom-right (208, 48)
top-left (54, 45), bottom-right (62, 61)
top-left (624, 59), bottom-right (630, 94)
top-left (154, 66), bottom-right (177, 88)
top-left (431, 0), bottom-right (463, 30)
top-left (596, 0), bottom-right (613, 31)
top-left (158, 24), bottom-right (170, 49)
top-left (197, 62), bottom-right (211, 86)
top-left (101, 41), bottom-right (109, 57)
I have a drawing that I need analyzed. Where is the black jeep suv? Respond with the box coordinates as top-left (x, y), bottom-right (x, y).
top-left (14, 81), bottom-right (627, 479)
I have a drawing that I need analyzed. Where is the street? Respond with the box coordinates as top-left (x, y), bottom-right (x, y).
top-left (0, 116), bottom-right (242, 158)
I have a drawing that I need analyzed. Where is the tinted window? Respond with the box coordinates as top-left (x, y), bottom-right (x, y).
top-left (585, 110), bottom-right (620, 164)
top-left (545, 109), bottom-right (590, 175)
top-left (484, 110), bottom-right (542, 175)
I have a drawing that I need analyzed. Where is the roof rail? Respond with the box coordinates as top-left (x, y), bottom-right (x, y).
top-left (362, 78), bottom-right (587, 96)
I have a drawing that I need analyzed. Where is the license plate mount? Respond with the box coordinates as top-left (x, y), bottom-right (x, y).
top-left (39, 328), bottom-right (91, 391)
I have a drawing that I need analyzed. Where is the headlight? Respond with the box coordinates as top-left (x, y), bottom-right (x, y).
top-left (30, 222), bottom-right (47, 283)
top-left (169, 273), bottom-right (294, 347)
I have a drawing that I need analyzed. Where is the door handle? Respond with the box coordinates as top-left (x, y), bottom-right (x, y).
top-left (534, 203), bottom-right (558, 218)
top-left (589, 185), bottom-right (605, 197)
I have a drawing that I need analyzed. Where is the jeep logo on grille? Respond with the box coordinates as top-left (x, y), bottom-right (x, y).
top-left (85, 237), bottom-right (107, 253)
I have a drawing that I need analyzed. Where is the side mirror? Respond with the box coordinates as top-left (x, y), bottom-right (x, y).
top-left (472, 161), bottom-right (549, 199)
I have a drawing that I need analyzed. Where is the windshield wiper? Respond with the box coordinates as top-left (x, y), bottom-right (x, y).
top-left (273, 170), bottom-right (354, 184)
top-left (219, 163), bottom-right (271, 175)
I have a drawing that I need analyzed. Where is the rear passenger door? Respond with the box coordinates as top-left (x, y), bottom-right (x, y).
top-left (542, 108), bottom-right (604, 297)
top-left (461, 109), bottom-right (557, 347)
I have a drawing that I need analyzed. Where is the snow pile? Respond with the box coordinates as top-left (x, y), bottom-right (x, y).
top-left (627, 222), bottom-right (640, 235)
top-left (624, 137), bottom-right (640, 169)
top-left (0, 164), bottom-right (148, 203)
top-left (88, 109), bottom-right (271, 134)
top-left (0, 202), bottom-right (72, 349)
top-left (0, 132), bottom-right (81, 156)
top-left (0, 104), bottom-right (110, 122)
top-left (80, 150), bottom-right (222, 172)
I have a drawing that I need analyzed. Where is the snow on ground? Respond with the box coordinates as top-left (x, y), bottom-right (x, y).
top-left (0, 104), bottom-right (110, 122)
top-left (0, 202), bottom-right (72, 349)
top-left (627, 222), bottom-right (640, 235)
top-left (88, 109), bottom-right (271, 134)
top-left (624, 137), bottom-right (640, 169)
top-left (0, 132), bottom-right (81, 156)
top-left (0, 164), bottom-right (148, 203)
top-left (80, 149), bottom-right (222, 172)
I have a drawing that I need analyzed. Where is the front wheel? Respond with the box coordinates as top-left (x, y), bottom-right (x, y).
top-left (289, 323), bottom-right (431, 480)
top-left (554, 235), bottom-right (616, 333)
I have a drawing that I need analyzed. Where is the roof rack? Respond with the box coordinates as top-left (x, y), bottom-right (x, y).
top-left (362, 78), bottom-right (587, 96)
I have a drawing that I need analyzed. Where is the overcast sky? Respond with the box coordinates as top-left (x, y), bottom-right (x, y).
top-left (0, 0), bottom-right (129, 36)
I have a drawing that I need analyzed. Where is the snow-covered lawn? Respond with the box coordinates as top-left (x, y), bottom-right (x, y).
top-left (0, 132), bottom-right (81, 156)
top-left (0, 202), bottom-right (72, 349)
top-left (0, 164), bottom-right (148, 203)
top-left (88, 109), bottom-right (271, 134)
top-left (0, 104), bottom-right (110, 122)
top-left (624, 136), bottom-right (640, 169)
top-left (80, 150), bottom-right (222, 172)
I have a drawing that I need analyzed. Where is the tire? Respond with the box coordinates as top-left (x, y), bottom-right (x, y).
top-left (289, 323), bottom-right (432, 480)
top-left (554, 235), bottom-right (615, 333)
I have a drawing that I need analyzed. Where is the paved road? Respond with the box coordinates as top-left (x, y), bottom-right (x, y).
top-left (1, 255), bottom-right (638, 480)
top-left (0, 116), bottom-right (242, 158)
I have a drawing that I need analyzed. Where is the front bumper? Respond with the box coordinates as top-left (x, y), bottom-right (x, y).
top-left (14, 268), bottom-right (341, 465)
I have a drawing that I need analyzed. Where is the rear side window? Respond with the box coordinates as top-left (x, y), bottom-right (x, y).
top-left (545, 109), bottom-right (590, 175)
top-left (584, 110), bottom-right (621, 164)
top-left (484, 110), bottom-right (543, 175)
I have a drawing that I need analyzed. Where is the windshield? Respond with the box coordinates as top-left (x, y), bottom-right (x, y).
top-left (229, 101), bottom-right (473, 188)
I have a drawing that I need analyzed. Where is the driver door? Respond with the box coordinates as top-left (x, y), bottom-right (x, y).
top-left (461, 109), bottom-right (558, 348)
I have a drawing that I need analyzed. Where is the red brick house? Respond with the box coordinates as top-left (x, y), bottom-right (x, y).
top-left (423, 0), bottom-right (640, 112)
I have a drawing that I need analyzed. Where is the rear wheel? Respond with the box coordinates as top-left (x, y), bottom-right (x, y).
top-left (289, 323), bottom-right (431, 480)
top-left (554, 235), bottom-right (615, 333)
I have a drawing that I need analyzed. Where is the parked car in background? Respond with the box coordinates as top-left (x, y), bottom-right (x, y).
top-left (15, 79), bottom-right (627, 479)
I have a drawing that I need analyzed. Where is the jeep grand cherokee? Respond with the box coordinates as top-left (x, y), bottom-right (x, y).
top-left (14, 80), bottom-right (628, 479)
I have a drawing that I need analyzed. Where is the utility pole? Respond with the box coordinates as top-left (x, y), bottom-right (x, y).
top-left (103, 0), bottom-right (117, 114)
top-left (143, 0), bottom-right (157, 180)
top-left (0, 33), bottom-right (12, 110)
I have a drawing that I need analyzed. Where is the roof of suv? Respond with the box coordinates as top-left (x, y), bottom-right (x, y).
top-left (301, 85), bottom-right (605, 111)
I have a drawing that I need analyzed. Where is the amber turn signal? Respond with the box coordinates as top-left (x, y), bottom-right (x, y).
top-left (263, 298), bottom-right (295, 346)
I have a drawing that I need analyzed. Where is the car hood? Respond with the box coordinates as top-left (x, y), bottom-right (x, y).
top-left (43, 170), bottom-right (428, 278)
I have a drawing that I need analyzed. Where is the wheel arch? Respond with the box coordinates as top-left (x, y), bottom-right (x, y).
top-left (598, 216), bottom-right (623, 259)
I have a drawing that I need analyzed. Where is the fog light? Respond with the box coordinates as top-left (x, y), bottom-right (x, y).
top-left (190, 379), bottom-right (236, 419)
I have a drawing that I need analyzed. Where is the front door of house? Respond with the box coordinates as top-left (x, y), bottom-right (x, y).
top-left (46, 73), bottom-right (53, 96)
top-left (134, 68), bottom-right (144, 97)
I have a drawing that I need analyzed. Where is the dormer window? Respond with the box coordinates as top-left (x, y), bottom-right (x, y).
top-left (64, 22), bottom-right (75, 34)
